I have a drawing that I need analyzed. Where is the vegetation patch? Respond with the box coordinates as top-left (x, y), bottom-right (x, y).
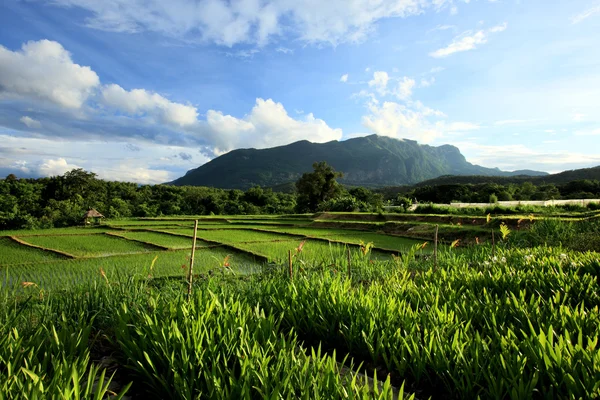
top-left (18, 234), bottom-right (158, 258)
top-left (113, 231), bottom-right (210, 250)
top-left (0, 237), bottom-right (69, 266)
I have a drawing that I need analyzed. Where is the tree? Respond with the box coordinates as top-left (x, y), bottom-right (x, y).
top-left (295, 161), bottom-right (343, 212)
top-left (395, 196), bottom-right (413, 212)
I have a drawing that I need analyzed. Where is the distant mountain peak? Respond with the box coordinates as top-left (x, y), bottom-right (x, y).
top-left (171, 137), bottom-right (547, 189)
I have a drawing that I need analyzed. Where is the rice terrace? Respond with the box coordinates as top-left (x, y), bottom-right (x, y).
top-left (2, 203), bottom-right (600, 399)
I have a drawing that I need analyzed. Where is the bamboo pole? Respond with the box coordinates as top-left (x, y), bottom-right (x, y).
top-left (492, 229), bottom-right (496, 259)
top-left (288, 249), bottom-right (293, 280)
top-left (187, 220), bottom-right (198, 301)
top-left (434, 224), bottom-right (439, 271)
top-left (347, 247), bottom-right (352, 277)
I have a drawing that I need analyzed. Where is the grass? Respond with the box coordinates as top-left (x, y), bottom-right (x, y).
top-left (2, 213), bottom-right (600, 398)
top-left (234, 239), bottom-right (394, 264)
top-left (0, 226), bottom-right (111, 236)
top-left (0, 237), bottom-right (67, 265)
top-left (112, 231), bottom-right (210, 249)
top-left (16, 234), bottom-right (159, 257)
top-left (1, 247), bottom-right (260, 290)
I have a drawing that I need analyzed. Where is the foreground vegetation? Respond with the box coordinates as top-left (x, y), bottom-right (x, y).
top-left (1, 212), bottom-right (599, 398)
top-left (2, 243), bottom-right (598, 399)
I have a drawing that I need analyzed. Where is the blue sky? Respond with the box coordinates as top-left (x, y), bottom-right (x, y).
top-left (1, 0), bottom-right (599, 183)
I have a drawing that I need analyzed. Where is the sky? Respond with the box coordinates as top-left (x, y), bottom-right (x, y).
top-left (0, 0), bottom-right (599, 184)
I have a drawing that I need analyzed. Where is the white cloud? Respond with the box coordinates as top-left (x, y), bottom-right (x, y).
top-left (455, 142), bottom-right (600, 173)
top-left (368, 71), bottom-right (390, 94)
top-left (494, 119), bottom-right (529, 126)
top-left (97, 164), bottom-right (172, 184)
top-left (340, 74), bottom-right (349, 82)
top-left (48, 0), bottom-right (458, 47)
top-left (440, 121), bottom-right (480, 132)
top-left (428, 24), bottom-right (456, 33)
top-left (38, 158), bottom-right (81, 177)
top-left (275, 47), bottom-right (293, 54)
top-left (362, 101), bottom-right (438, 143)
top-left (571, 4), bottom-right (600, 24)
top-left (488, 22), bottom-right (508, 33)
top-left (20, 116), bottom-right (42, 129)
top-left (429, 23), bottom-right (507, 58)
top-left (197, 98), bottom-right (342, 154)
top-left (0, 40), bottom-right (100, 109)
top-left (394, 76), bottom-right (416, 100)
top-left (368, 71), bottom-right (415, 100)
top-left (420, 77), bottom-right (435, 87)
top-left (573, 113), bottom-right (587, 122)
top-left (0, 134), bottom-right (205, 183)
top-left (574, 128), bottom-right (600, 136)
top-left (361, 99), bottom-right (479, 144)
top-left (101, 84), bottom-right (198, 127)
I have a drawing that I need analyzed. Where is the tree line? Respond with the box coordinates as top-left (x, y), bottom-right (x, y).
top-left (4, 163), bottom-right (598, 230)
top-left (0, 162), bottom-right (383, 230)
top-left (388, 180), bottom-right (600, 205)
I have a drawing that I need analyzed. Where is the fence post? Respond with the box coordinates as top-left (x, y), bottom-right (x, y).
top-left (288, 249), bottom-right (293, 280)
top-left (434, 224), bottom-right (439, 271)
top-left (187, 220), bottom-right (198, 301)
top-left (492, 229), bottom-right (496, 259)
top-left (347, 247), bottom-right (352, 278)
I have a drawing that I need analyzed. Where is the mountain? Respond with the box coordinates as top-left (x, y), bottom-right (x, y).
top-left (170, 135), bottom-right (547, 189)
top-left (410, 165), bottom-right (600, 188)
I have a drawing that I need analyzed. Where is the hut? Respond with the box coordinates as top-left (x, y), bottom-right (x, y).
top-left (83, 208), bottom-right (104, 226)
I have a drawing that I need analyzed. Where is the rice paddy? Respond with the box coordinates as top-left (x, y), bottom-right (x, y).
top-left (2, 212), bottom-right (599, 399)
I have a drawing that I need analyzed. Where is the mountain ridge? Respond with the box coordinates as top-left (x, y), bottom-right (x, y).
top-left (171, 135), bottom-right (548, 189)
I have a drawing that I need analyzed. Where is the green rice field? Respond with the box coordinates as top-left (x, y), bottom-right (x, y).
top-left (2, 212), bottom-right (599, 399)
top-left (16, 233), bottom-right (159, 257)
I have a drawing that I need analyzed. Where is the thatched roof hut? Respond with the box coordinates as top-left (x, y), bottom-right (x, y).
top-left (83, 208), bottom-right (104, 225)
top-left (84, 209), bottom-right (104, 218)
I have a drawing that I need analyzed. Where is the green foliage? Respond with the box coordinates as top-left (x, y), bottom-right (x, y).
top-left (295, 161), bottom-right (344, 212)
top-left (1, 215), bottom-right (600, 398)
top-left (0, 171), bottom-right (297, 230)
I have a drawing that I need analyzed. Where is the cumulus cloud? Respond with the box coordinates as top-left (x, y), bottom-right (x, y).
top-left (197, 98), bottom-right (342, 155)
top-left (362, 100), bottom-right (479, 143)
top-left (430, 23), bottom-right (507, 58)
top-left (362, 101), bottom-right (439, 143)
top-left (368, 72), bottom-right (416, 100)
top-left (101, 84), bottom-right (199, 127)
top-left (0, 40), bottom-right (100, 108)
top-left (47, 0), bottom-right (458, 46)
top-left (368, 71), bottom-right (390, 94)
top-left (340, 74), bottom-right (349, 82)
top-left (394, 77), bottom-right (416, 100)
top-left (97, 164), bottom-right (172, 184)
top-left (38, 157), bottom-right (81, 177)
top-left (20, 116), bottom-right (42, 129)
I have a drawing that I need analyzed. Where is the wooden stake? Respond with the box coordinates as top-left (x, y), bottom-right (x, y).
top-left (434, 224), bottom-right (439, 270)
top-left (187, 220), bottom-right (198, 301)
top-left (288, 249), bottom-right (293, 280)
top-left (347, 247), bottom-right (352, 278)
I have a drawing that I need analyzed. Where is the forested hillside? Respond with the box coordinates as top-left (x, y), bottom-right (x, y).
top-left (171, 135), bottom-right (547, 189)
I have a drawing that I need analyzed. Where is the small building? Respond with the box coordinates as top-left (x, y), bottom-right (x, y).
top-left (83, 208), bottom-right (104, 225)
